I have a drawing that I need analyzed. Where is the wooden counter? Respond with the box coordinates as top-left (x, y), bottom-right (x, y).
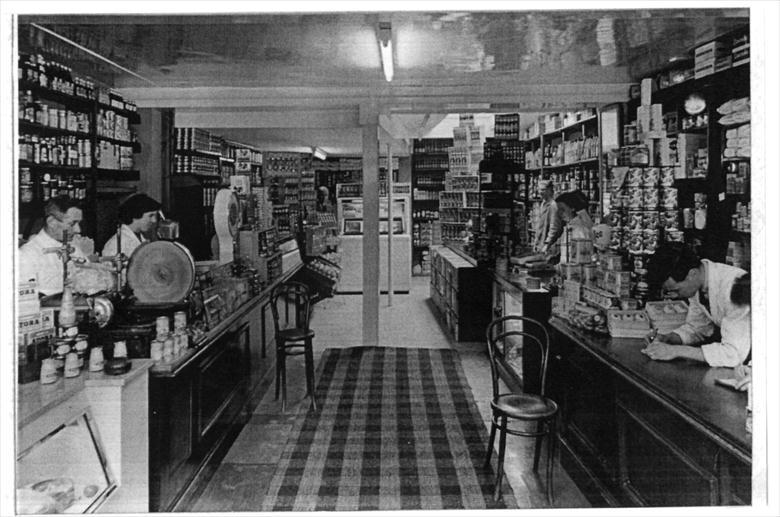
top-left (148, 263), bottom-right (302, 512)
top-left (548, 316), bottom-right (751, 507)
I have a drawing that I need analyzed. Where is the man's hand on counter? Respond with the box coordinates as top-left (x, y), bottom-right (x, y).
top-left (641, 342), bottom-right (705, 362)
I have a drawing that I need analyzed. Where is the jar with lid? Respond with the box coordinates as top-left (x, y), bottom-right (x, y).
top-left (20, 183), bottom-right (34, 203)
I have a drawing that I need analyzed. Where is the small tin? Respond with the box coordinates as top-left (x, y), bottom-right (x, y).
top-left (40, 359), bottom-right (59, 384)
top-left (174, 311), bottom-right (187, 331)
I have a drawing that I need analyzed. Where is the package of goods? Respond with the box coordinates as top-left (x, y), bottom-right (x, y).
top-left (626, 229), bottom-right (644, 254)
top-left (636, 105), bottom-right (651, 136)
top-left (640, 78), bottom-right (654, 106)
top-left (603, 269), bottom-right (631, 297)
top-left (645, 300), bottom-right (689, 333)
top-left (642, 229), bottom-right (660, 253)
top-left (601, 254), bottom-right (623, 271)
top-left (642, 210), bottom-right (659, 229)
top-left (607, 309), bottom-right (652, 338)
top-left (562, 279), bottom-right (582, 304)
top-left (18, 281), bottom-right (40, 317)
top-left (627, 167), bottom-right (644, 188)
top-left (582, 284), bottom-right (620, 311)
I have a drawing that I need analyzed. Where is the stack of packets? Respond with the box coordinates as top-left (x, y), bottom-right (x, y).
top-left (718, 97), bottom-right (750, 159)
top-left (552, 253), bottom-right (639, 336)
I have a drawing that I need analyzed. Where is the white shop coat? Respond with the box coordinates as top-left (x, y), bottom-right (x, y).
top-left (673, 260), bottom-right (750, 368)
top-left (534, 198), bottom-right (563, 252)
top-left (101, 224), bottom-right (146, 258)
top-left (18, 229), bottom-right (86, 296)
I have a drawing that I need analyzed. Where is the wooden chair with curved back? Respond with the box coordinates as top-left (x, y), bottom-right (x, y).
top-left (485, 315), bottom-right (559, 504)
top-left (270, 281), bottom-right (317, 412)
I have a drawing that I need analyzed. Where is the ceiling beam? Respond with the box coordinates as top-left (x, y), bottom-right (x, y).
top-left (175, 108), bottom-right (360, 129)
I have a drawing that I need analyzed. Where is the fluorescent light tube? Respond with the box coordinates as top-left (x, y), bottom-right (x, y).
top-left (380, 39), bottom-right (394, 82)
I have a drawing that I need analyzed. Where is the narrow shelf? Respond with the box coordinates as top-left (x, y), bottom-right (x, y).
top-left (730, 230), bottom-right (751, 239)
top-left (172, 172), bottom-right (224, 181)
top-left (97, 135), bottom-right (140, 150)
top-left (411, 167), bottom-right (449, 172)
top-left (20, 82), bottom-right (94, 109)
top-left (542, 115), bottom-right (599, 137)
top-left (19, 120), bottom-right (91, 138)
top-left (414, 185), bottom-right (446, 191)
top-left (541, 157), bottom-right (600, 169)
top-left (95, 169), bottom-right (140, 181)
top-left (97, 102), bottom-right (141, 124)
top-left (18, 161), bottom-right (91, 175)
top-left (175, 148), bottom-right (223, 159)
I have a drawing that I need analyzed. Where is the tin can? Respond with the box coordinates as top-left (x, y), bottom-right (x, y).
top-left (150, 340), bottom-right (163, 361)
top-left (627, 168), bottom-right (644, 187)
top-left (642, 187), bottom-right (659, 209)
top-left (156, 316), bottom-right (170, 338)
top-left (660, 167), bottom-right (676, 186)
top-left (20, 183), bottom-right (34, 203)
top-left (174, 311), bottom-right (187, 330)
top-left (643, 167), bottom-right (660, 187)
top-left (40, 358), bottom-right (59, 384)
top-left (642, 211), bottom-right (659, 230)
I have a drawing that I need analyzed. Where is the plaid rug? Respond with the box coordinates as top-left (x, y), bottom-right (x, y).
top-left (261, 346), bottom-right (515, 511)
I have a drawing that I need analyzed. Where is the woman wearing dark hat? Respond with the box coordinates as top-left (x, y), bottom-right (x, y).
top-left (101, 193), bottom-right (162, 257)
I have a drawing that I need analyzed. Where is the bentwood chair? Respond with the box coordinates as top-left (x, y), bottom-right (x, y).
top-left (485, 315), bottom-right (559, 505)
top-left (270, 281), bottom-right (317, 412)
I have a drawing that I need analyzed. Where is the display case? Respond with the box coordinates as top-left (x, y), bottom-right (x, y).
top-left (17, 411), bottom-right (115, 514)
top-left (336, 184), bottom-right (411, 293)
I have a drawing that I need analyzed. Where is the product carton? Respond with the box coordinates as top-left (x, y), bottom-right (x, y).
top-left (640, 78), bottom-right (655, 106)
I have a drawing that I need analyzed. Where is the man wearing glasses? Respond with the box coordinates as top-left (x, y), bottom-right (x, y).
top-left (18, 196), bottom-right (89, 296)
top-left (641, 242), bottom-right (750, 367)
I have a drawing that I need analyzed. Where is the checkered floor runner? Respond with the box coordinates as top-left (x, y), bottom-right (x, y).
top-left (261, 346), bottom-right (515, 511)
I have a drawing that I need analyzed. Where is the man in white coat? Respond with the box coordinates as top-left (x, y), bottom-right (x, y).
top-left (18, 196), bottom-right (89, 296)
top-left (642, 242), bottom-right (750, 368)
top-left (101, 193), bottom-right (161, 258)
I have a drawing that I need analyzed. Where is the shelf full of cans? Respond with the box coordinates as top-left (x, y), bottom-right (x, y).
top-left (17, 52), bottom-right (141, 225)
top-left (606, 165), bottom-right (688, 255)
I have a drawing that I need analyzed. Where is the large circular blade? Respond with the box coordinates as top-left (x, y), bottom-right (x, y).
top-left (127, 241), bottom-right (195, 304)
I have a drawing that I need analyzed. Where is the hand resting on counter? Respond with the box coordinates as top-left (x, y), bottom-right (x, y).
top-left (641, 340), bottom-right (705, 362)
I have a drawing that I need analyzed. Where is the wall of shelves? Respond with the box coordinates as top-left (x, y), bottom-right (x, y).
top-left (17, 51), bottom-right (141, 247)
top-left (411, 138), bottom-right (452, 275)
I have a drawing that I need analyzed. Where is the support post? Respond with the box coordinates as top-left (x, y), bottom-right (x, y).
top-left (361, 105), bottom-right (380, 346)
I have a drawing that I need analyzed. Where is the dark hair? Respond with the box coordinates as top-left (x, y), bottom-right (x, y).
top-left (555, 190), bottom-right (588, 212)
top-left (730, 273), bottom-right (750, 307)
top-left (119, 194), bottom-right (161, 224)
top-left (44, 196), bottom-right (81, 220)
top-left (646, 242), bottom-right (701, 288)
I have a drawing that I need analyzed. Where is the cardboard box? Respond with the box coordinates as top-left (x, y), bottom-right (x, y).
top-left (18, 281), bottom-right (40, 317)
top-left (641, 78), bottom-right (655, 106)
top-left (636, 106), bottom-right (651, 137)
top-left (650, 104), bottom-right (665, 136)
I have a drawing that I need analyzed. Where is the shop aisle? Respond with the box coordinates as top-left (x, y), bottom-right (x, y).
top-left (183, 276), bottom-right (589, 511)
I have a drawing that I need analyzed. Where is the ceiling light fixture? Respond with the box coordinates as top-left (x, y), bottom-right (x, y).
top-left (377, 22), bottom-right (394, 82)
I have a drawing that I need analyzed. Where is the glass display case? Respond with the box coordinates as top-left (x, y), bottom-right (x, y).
top-left (16, 411), bottom-right (115, 514)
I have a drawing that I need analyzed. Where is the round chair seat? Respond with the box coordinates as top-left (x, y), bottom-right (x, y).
top-left (277, 328), bottom-right (315, 342)
top-left (491, 393), bottom-right (558, 420)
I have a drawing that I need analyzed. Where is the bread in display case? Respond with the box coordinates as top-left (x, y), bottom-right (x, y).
top-left (16, 410), bottom-right (115, 514)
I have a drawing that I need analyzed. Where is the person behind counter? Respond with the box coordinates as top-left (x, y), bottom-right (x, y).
top-left (554, 190), bottom-right (594, 263)
top-left (728, 273), bottom-right (752, 390)
top-left (101, 193), bottom-right (161, 257)
top-left (535, 180), bottom-right (563, 256)
top-left (18, 196), bottom-right (90, 296)
top-left (642, 243), bottom-right (750, 368)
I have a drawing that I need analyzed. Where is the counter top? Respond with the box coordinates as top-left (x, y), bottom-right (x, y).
top-left (149, 262), bottom-right (303, 377)
top-left (18, 359), bottom-right (154, 428)
top-left (549, 317), bottom-right (751, 455)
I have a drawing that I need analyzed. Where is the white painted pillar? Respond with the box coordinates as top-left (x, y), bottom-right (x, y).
top-left (361, 105), bottom-right (380, 346)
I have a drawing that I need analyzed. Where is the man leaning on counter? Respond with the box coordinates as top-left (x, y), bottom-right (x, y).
top-left (641, 242), bottom-right (750, 368)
